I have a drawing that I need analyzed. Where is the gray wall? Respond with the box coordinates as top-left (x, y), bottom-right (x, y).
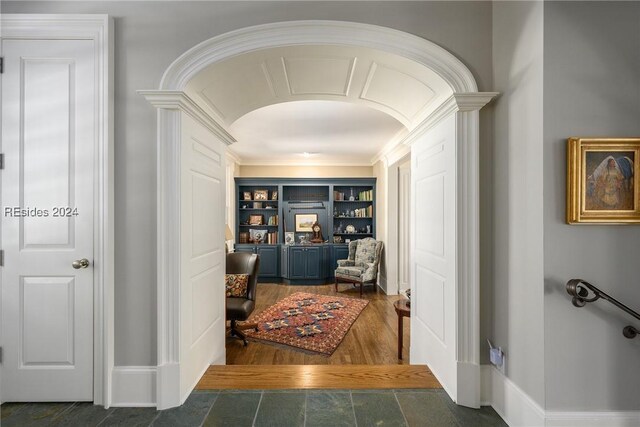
top-left (2, 1), bottom-right (494, 366)
top-left (543, 2), bottom-right (640, 411)
top-left (491, 1), bottom-right (545, 405)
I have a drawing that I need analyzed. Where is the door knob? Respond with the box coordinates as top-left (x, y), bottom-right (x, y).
top-left (72, 258), bottom-right (90, 269)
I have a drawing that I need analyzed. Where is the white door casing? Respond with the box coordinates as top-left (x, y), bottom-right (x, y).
top-left (1, 14), bottom-right (113, 405)
top-left (144, 21), bottom-right (494, 409)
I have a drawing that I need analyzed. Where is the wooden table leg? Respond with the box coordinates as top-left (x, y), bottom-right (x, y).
top-left (398, 313), bottom-right (403, 360)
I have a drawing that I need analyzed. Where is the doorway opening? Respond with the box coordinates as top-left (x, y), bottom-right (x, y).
top-left (141, 20), bottom-right (495, 410)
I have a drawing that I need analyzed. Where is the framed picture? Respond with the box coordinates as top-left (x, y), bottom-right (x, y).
top-left (253, 189), bottom-right (268, 201)
top-left (249, 229), bottom-right (266, 243)
top-left (272, 190), bottom-right (278, 200)
top-left (567, 137), bottom-right (639, 224)
top-left (243, 191), bottom-right (252, 201)
top-left (248, 214), bottom-right (264, 225)
top-left (284, 232), bottom-right (295, 245)
top-left (333, 236), bottom-right (343, 243)
top-left (295, 213), bottom-right (318, 232)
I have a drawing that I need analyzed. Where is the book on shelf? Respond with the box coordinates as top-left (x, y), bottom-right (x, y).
top-left (333, 190), bottom-right (345, 201)
top-left (354, 206), bottom-right (373, 217)
top-left (267, 215), bottom-right (279, 226)
top-left (239, 231), bottom-right (249, 243)
top-left (266, 232), bottom-right (278, 244)
top-left (358, 189), bottom-right (373, 201)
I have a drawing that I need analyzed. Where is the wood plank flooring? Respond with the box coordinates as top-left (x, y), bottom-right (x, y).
top-left (225, 283), bottom-right (409, 365)
top-left (196, 364), bottom-right (441, 390)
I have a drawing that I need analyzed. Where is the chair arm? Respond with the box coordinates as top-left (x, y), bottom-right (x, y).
top-left (337, 259), bottom-right (355, 267)
top-left (362, 263), bottom-right (378, 282)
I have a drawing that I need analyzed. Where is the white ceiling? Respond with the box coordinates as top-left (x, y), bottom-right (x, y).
top-left (185, 44), bottom-right (453, 165)
top-left (229, 100), bottom-right (405, 165)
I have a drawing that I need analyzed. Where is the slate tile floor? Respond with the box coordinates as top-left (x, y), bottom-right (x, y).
top-left (1, 389), bottom-right (507, 427)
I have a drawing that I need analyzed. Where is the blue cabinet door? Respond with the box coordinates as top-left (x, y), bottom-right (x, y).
top-left (305, 247), bottom-right (322, 279)
top-left (333, 245), bottom-right (350, 270)
top-left (257, 246), bottom-right (279, 277)
top-left (290, 247), bottom-right (306, 279)
top-left (323, 245), bottom-right (333, 278)
top-left (281, 246), bottom-right (289, 279)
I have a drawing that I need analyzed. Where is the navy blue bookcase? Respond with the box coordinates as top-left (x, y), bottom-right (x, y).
top-left (235, 178), bottom-right (376, 283)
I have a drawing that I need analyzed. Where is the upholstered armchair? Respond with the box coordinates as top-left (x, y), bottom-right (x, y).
top-left (334, 238), bottom-right (384, 297)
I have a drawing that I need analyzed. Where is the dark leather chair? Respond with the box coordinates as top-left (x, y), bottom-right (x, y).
top-left (226, 252), bottom-right (260, 346)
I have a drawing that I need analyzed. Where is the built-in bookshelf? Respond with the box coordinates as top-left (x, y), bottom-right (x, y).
top-left (235, 178), bottom-right (376, 245)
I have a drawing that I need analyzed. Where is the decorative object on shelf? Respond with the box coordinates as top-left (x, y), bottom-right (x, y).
top-left (366, 225), bottom-right (371, 233)
top-left (285, 232), bottom-right (295, 245)
top-left (248, 214), bottom-right (264, 225)
top-left (350, 210), bottom-right (355, 217)
top-left (345, 239), bottom-right (351, 243)
top-left (345, 224), bottom-right (356, 234)
top-left (349, 188), bottom-right (355, 201)
top-left (253, 202), bottom-right (263, 209)
top-left (298, 234), bottom-right (307, 244)
top-left (333, 236), bottom-right (343, 243)
top-left (243, 191), bottom-right (252, 201)
top-left (249, 229), bottom-right (266, 243)
top-left (310, 221), bottom-right (324, 243)
top-left (271, 190), bottom-right (278, 200)
top-left (337, 221), bottom-right (344, 234)
top-left (295, 213), bottom-right (318, 232)
top-left (567, 137), bottom-right (639, 224)
top-left (253, 189), bottom-right (269, 201)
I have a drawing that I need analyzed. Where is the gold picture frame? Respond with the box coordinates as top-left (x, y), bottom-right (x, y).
top-left (567, 137), bottom-right (639, 224)
top-left (253, 189), bottom-right (268, 201)
top-left (295, 213), bottom-right (318, 232)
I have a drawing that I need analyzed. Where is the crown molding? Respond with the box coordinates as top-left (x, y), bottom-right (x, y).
top-left (225, 149), bottom-right (242, 165)
top-left (138, 90), bottom-right (236, 145)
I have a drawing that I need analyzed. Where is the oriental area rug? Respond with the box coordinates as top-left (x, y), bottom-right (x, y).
top-left (245, 292), bottom-right (369, 355)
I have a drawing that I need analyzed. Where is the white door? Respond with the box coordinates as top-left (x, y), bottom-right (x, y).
top-left (410, 114), bottom-right (458, 400)
top-left (179, 113), bottom-right (226, 401)
top-left (1, 39), bottom-right (95, 401)
top-left (398, 160), bottom-right (411, 294)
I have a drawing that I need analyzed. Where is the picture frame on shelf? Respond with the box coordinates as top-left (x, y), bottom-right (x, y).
top-left (295, 213), bottom-right (318, 232)
top-left (248, 214), bottom-right (264, 225)
top-left (243, 191), bottom-right (252, 201)
top-left (333, 236), bottom-right (343, 243)
top-left (249, 229), bottom-right (266, 243)
top-left (253, 189), bottom-right (269, 201)
top-left (567, 137), bottom-right (639, 224)
top-left (285, 232), bottom-right (295, 245)
top-left (271, 190), bottom-right (278, 200)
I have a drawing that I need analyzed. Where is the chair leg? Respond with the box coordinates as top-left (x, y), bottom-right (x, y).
top-left (360, 282), bottom-right (363, 298)
top-left (335, 279), bottom-right (338, 292)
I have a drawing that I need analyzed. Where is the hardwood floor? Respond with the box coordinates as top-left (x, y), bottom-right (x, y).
top-left (196, 365), bottom-right (440, 390)
top-left (226, 283), bottom-right (410, 365)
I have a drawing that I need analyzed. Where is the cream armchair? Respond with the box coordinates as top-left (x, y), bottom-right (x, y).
top-left (334, 238), bottom-right (383, 297)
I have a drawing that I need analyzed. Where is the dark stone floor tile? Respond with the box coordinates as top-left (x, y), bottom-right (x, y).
top-left (395, 391), bottom-right (457, 427)
top-left (153, 392), bottom-right (218, 427)
top-left (203, 392), bottom-right (261, 427)
top-left (1, 402), bottom-right (73, 427)
top-left (51, 402), bottom-right (114, 427)
top-left (438, 393), bottom-right (507, 427)
top-left (351, 391), bottom-right (407, 427)
top-left (305, 392), bottom-right (355, 427)
top-left (0, 403), bottom-right (28, 420)
top-left (253, 391), bottom-right (305, 427)
top-left (98, 407), bottom-right (159, 427)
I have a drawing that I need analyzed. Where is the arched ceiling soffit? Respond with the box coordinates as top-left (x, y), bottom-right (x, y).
top-left (184, 45), bottom-right (453, 131)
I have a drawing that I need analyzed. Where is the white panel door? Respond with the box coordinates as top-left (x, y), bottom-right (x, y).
top-left (1, 39), bottom-right (95, 401)
top-left (180, 113), bottom-right (226, 401)
top-left (410, 114), bottom-right (458, 400)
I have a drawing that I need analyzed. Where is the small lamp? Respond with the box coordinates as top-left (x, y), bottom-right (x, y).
top-left (225, 225), bottom-right (234, 253)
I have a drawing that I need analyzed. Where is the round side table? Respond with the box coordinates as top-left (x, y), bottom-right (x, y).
top-left (393, 299), bottom-right (411, 360)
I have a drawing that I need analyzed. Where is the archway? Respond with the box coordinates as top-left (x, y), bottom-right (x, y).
top-left (140, 20), bottom-right (496, 409)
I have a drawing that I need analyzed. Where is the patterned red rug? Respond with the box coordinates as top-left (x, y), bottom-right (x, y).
top-left (245, 292), bottom-right (369, 355)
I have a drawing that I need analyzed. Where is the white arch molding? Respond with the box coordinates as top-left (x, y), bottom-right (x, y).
top-left (140, 20), bottom-right (496, 410)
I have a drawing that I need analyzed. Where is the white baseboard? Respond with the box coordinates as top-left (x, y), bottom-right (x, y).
top-left (481, 365), bottom-right (640, 427)
top-left (111, 366), bottom-right (157, 407)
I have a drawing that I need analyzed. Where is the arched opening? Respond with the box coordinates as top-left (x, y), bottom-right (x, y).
top-left (141, 20), bottom-right (495, 410)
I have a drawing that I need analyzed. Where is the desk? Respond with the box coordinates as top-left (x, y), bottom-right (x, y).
top-left (393, 299), bottom-right (411, 360)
